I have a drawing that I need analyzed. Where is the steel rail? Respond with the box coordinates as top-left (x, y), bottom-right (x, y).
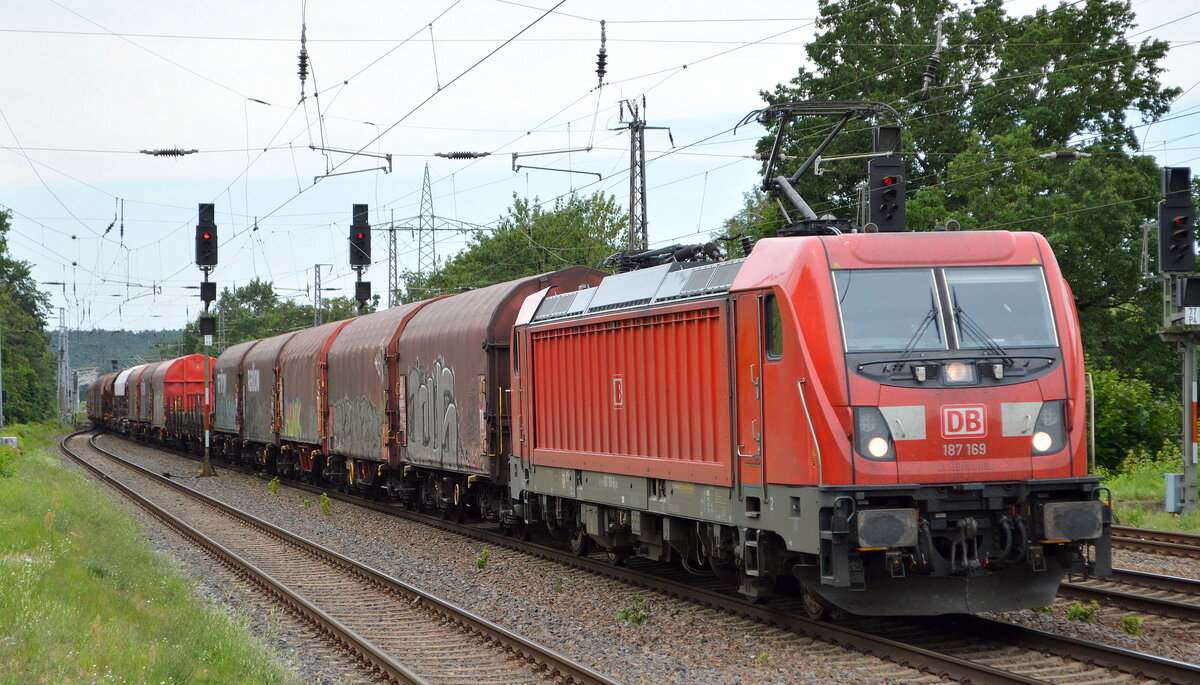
top-left (1112, 526), bottom-right (1200, 559)
top-left (946, 615), bottom-right (1200, 685)
top-left (68, 432), bottom-right (616, 685)
top-left (1060, 569), bottom-right (1200, 623)
top-left (95, 431), bottom-right (1200, 684)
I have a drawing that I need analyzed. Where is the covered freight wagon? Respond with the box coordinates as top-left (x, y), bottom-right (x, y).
top-left (213, 339), bottom-right (260, 435)
top-left (240, 331), bottom-right (298, 454)
top-left (276, 319), bottom-right (356, 477)
top-left (133, 361), bottom-right (164, 435)
top-left (149, 354), bottom-right (214, 445)
top-left (325, 299), bottom-right (439, 473)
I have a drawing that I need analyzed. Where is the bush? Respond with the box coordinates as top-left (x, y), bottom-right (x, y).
top-left (617, 596), bottom-right (649, 624)
top-left (1122, 615), bottom-right (1144, 635)
top-left (1066, 600), bottom-right (1099, 623)
top-left (0, 445), bottom-right (17, 478)
top-left (1089, 360), bottom-right (1177, 472)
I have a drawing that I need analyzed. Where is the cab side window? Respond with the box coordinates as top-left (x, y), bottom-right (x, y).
top-left (765, 293), bottom-right (783, 360)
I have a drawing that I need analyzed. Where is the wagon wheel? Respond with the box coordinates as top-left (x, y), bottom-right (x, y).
top-left (568, 525), bottom-right (591, 557)
top-left (605, 549), bottom-right (630, 566)
top-left (800, 582), bottom-right (829, 621)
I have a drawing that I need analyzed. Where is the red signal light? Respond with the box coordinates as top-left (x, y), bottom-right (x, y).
top-left (357, 232), bottom-right (365, 239)
top-left (1175, 216), bottom-right (1188, 227)
top-left (882, 176), bottom-right (897, 186)
top-left (202, 232), bottom-right (211, 240)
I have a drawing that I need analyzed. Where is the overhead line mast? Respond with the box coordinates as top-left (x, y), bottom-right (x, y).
top-left (612, 97), bottom-right (672, 252)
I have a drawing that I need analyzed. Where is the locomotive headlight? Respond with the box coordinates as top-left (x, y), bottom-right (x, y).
top-left (943, 361), bottom-right (978, 385)
top-left (867, 437), bottom-right (890, 458)
top-left (1031, 431), bottom-right (1053, 452)
top-left (1031, 400), bottom-right (1066, 455)
top-left (854, 407), bottom-right (895, 461)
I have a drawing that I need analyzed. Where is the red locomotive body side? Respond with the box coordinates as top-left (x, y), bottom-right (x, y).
top-left (525, 299), bottom-right (733, 486)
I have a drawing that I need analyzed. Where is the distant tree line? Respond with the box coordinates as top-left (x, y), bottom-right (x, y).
top-left (171, 278), bottom-right (369, 356)
top-left (0, 210), bottom-right (55, 424)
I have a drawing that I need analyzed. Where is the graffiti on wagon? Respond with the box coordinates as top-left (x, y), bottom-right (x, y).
top-left (408, 359), bottom-right (461, 467)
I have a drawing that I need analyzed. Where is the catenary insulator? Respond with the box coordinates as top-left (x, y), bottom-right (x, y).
top-left (435, 151), bottom-right (491, 159)
top-left (921, 55), bottom-right (941, 90)
top-left (595, 20), bottom-right (607, 85)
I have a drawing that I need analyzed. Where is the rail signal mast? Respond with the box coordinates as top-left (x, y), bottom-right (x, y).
top-left (195, 203), bottom-right (218, 476)
top-left (1156, 167), bottom-right (1199, 513)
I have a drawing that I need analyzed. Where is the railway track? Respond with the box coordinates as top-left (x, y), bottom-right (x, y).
top-left (1112, 526), bottom-right (1200, 559)
top-left (93, 432), bottom-right (1200, 684)
top-left (61, 431), bottom-right (615, 685)
top-left (1061, 569), bottom-right (1200, 624)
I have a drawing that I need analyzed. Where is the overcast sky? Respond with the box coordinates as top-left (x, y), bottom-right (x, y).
top-left (4, 1), bottom-right (1198, 343)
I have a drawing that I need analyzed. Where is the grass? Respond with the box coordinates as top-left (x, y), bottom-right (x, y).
top-left (1103, 465), bottom-right (1169, 502)
top-left (0, 423), bottom-right (296, 684)
top-left (1099, 445), bottom-right (1200, 534)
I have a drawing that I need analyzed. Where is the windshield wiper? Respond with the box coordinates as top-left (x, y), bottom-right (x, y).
top-left (899, 307), bottom-right (939, 360)
top-left (953, 302), bottom-right (1014, 366)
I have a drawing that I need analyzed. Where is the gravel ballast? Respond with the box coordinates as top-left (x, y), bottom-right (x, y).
top-left (79, 433), bottom-right (1200, 682)
top-left (83, 434), bottom-right (946, 684)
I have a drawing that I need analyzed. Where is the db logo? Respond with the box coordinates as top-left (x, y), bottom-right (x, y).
top-left (942, 405), bottom-right (987, 438)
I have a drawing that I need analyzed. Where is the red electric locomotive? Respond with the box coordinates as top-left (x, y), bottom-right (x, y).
top-left (509, 229), bottom-right (1109, 615)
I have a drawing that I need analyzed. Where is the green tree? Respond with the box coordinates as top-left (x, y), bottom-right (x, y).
top-left (0, 210), bottom-right (56, 423)
top-left (403, 191), bottom-right (625, 301)
top-left (757, 0), bottom-right (1177, 212)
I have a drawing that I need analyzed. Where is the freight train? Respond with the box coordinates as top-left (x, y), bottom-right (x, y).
top-left (87, 228), bottom-right (1112, 617)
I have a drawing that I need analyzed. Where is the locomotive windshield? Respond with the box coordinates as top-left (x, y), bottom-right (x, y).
top-left (946, 266), bottom-right (1056, 348)
top-left (835, 269), bottom-right (945, 352)
top-left (835, 266), bottom-right (1057, 353)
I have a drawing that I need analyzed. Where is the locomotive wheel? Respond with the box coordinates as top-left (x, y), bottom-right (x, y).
top-left (709, 557), bottom-right (738, 585)
top-left (568, 526), bottom-right (591, 557)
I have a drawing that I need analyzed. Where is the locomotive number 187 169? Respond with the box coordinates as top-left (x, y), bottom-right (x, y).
top-left (943, 442), bottom-right (987, 456)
